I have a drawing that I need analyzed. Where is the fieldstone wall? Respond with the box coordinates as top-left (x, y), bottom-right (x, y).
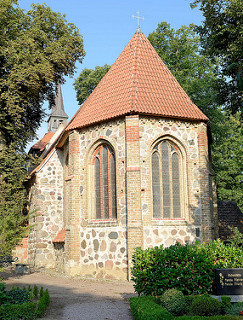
top-left (28, 150), bottom-right (64, 268)
top-left (139, 116), bottom-right (215, 247)
top-left (78, 227), bottom-right (127, 279)
top-left (63, 118), bottom-right (127, 279)
top-left (27, 115), bottom-right (216, 279)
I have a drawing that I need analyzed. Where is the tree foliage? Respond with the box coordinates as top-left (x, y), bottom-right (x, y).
top-left (74, 64), bottom-right (110, 105)
top-left (0, 147), bottom-right (29, 254)
top-left (0, 0), bottom-right (85, 150)
top-left (0, 0), bottom-right (85, 254)
top-left (212, 112), bottom-right (243, 211)
top-left (191, 0), bottom-right (243, 113)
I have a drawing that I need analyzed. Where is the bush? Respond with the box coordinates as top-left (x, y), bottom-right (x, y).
top-left (131, 240), bottom-right (243, 296)
top-left (130, 296), bottom-right (173, 320)
top-left (131, 243), bottom-right (215, 296)
top-left (226, 302), bottom-right (243, 316)
top-left (35, 289), bottom-right (50, 318)
top-left (0, 283), bottom-right (6, 292)
top-left (177, 316), bottom-right (242, 319)
top-left (39, 287), bottom-right (44, 298)
top-left (5, 288), bottom-right (31, 304)
top-left (203, 239), bottom-right (243, 268)
top-left (160, 288), bottom-right (187, 316)
top-left (0, 301), bottom-right (37, 320)
top-left (33, 285), bottom-right (38, 298)
top-left (221, 296), bottom-right (232, 314)
top-left (0, 284), bottom-right (50, 319)
top-left (190, 295), bottom-right (221, 316)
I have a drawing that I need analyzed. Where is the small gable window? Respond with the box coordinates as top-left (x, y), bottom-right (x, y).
top-left (152, 140), bottom-right (183, 219)
top-left (92, 144), bottom-right (117, 219)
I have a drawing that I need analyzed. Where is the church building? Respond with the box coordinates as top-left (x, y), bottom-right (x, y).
top-left (26, 29), bottom-right (217, 280)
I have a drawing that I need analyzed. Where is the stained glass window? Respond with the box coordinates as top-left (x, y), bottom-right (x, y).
top-left (93, 144), bottom-right (117, 219)
top-left (152, 140), bottom-right (182, 219)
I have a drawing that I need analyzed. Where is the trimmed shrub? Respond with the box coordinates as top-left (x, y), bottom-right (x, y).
top-left (5, 288), bottom-right (31, 304)
top-left (177, 316), bottom-right (242, 320)
top-left (0, 284), bottom-right (50, 319)
top-left (226, 302), bottom-right (243, 316)
top-left (33, 285), bottom-right (39, 298)
top-left (190, 295), bottom-right (221, 316)
top-left (130, 296), bottom-right (173, 320)
top-left (221, 296), bottom-right (232, 314)
top-left (203, 239), bottom-right (243, 268)
top-left (160, 288), bottom-right (187, 316)
top-left (131, 240), bottom-right (243, 296)
top-left (131, 243), bottom-right (215, 296)
top-left (40, 287), bottom-right (44, 298)
top-left (35, 289), bottom-right (50, 318)
top-left (0, 283), bottom-right (6, 292)
top-left (0, 301), bottom-right (37, 320)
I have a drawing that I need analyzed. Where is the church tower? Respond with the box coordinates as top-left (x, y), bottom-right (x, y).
top-left (48, 84), bottom-right (68, 132)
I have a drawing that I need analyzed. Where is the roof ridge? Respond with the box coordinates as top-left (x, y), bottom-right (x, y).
top-left (133, 33), bottom-right (142, 113)
top-left (129, 32), bottom-right (139, 112)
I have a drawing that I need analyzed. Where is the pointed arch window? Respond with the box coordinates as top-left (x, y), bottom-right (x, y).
top-left (152, 140), bottom-right (183, 219)
top-left (92, 144), bottom-right (117, 219)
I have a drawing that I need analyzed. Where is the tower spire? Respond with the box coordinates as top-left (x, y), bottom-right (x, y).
top-left (48, 84), bottom-right (68, 132)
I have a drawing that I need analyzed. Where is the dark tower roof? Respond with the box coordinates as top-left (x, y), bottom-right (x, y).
top-left (48, 84), bottom-right (68, 132)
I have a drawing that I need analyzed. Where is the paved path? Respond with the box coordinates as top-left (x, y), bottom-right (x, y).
top-left (3, 269), bottom-right (136, 320)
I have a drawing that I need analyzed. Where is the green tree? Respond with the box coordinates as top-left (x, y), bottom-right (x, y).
top-left (212, 112), bottom-right (243, 211)
top-left (0, 147), bottom-right (29, 254)
top-left (74, 64), bottom-right (110, 105)
top-left (191, 0), bottom-right (243, 113)
top-left (148, 22), bottom-right (219, 120)
top-left (0, 0), bottom-right (85, 254)
top-left (0, 0), bottom-right (85, 150)
top-left (148, 21), bottom-right (243, 210)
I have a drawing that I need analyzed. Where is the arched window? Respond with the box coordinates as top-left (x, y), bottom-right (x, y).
top-left (92, 144), bottom-right (117, 219)
top-left (152, 140), bottom-right (183, 219)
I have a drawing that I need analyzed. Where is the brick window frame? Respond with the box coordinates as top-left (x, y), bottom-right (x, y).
top-left (151, 138), bottom-right (187, 220)
top-left (91, 143), bottom-right (117, 220)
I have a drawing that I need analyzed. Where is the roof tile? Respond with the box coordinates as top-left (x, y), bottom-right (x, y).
top-left (30, 132), bottom-right (55, 151)
top-left (52, 229), bottom-right (66, 243)
top-left (66, 32), bottom-right (208, 131)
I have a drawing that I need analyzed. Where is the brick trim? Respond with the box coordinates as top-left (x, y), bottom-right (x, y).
top-left (126, 166), bottom-right (140, 171)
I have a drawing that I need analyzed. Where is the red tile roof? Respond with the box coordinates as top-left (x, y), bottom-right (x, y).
top-left (67, 31), bottom-right (208, 131)
top-left (52, 229), bottom-right (66, 243)
top-left (30, 132), bottom-right (55, 151)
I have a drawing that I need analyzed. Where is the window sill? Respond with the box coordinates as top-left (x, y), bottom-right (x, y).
top-left (151, 218), bottom-right (187, 226)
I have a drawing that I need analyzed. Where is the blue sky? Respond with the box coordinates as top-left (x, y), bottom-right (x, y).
top-left (19, 0), bottom-right (203, 144)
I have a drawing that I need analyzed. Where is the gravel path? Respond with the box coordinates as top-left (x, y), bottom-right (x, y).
top-left (2, 269), bottom-right (136, 320)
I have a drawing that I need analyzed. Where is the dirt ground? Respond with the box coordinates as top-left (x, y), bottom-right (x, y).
top-left (2, 268), bottom-right (136, 320)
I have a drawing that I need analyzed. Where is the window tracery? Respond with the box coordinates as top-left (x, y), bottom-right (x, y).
top-left (92, 144), bottom-right (117, 219)
top-left (152, 140), bottom-right (183, 219)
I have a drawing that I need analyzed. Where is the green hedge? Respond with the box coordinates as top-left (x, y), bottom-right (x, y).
top-left (0, 302), bottom-right (37, 320)
top-left (0, 283), bottom-right (50, 319)
top-left (129, 297), bottom-right (242, 320)
top-left (177, 316), bottom-right (241, 320)
top-left (131, 241), bottom-right (243, 296)
top-left (130, 296), bottom-right (173, 320)
top-left (36, 289), bottom-right (50, 317)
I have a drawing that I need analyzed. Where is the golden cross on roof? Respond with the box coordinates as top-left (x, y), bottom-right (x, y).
top-left (132, 11), bottom-right (144, 29)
